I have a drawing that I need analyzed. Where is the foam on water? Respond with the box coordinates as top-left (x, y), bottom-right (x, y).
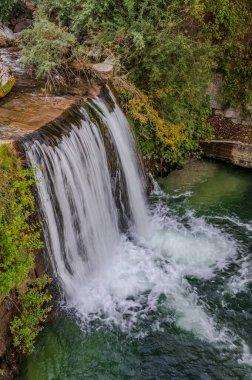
top-left (212, 215), bottom-right (252, 235)
top-left (63, 202), bottom-right (238, 346)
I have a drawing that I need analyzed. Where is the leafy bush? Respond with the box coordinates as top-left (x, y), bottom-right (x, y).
top-left (0, 146), bottom-right (51, 357)
top-left (10, 275), bottom-right (52, 354)
top-left (187, 0), bottom-right (249, 40)
top-left (0, 145), bottom-right (43, 299)
top-left (186, 0), bottom-right (252, 106)
top-left (113, 78), bottom-right (212, 173)
top-left (21, 16), bottom-right (77, 83)
top-left (21, 0), bottom-right (251, 134)
top-left (42, 0), bottom-right (215, 94)
top-left (0, 0), bottom-right (21, 23)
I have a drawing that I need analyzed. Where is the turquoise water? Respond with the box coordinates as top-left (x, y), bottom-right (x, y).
top-left (18, 160), bottom-right (252, 380)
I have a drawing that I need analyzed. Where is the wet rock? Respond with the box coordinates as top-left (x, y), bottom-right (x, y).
top-left (0, 63), bottom-right (15, 98)
top-left (0, 24), bottom-right (16, 47)
top-left (201, 140), bottom-right (252, 169)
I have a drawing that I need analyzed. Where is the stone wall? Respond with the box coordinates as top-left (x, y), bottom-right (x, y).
top-left (200, 140), bottom-right (252, 169)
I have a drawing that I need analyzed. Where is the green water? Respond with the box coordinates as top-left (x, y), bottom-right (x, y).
top-left (18, 160), bottom-right (252, 380)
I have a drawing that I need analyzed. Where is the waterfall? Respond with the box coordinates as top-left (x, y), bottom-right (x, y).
top-left (23, 88), bottom-right (252, 367)
top-left (20, 89), bottom-right (252, 370)
top-left (23, 89), bottom-right (150, 302)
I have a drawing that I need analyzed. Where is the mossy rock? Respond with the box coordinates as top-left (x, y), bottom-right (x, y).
top-left (0, 63), bottom-right (15, 98)
top-left (0, 24), bottom-right (16, 48)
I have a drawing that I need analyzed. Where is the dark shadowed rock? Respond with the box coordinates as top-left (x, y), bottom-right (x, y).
top-left (201, 140), bottom-right (252, 168)
top-left (13, 19), bottom-right (32, 33)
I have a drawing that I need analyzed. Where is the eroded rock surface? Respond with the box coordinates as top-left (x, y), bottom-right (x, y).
top-left (201, 140), bottom-right (252, 169)
top-left (92, 58), bottom-right (114, 75)
top-left (0, 94), bottom-right (80, 143)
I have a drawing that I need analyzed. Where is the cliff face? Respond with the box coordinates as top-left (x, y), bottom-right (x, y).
top-left (0, 247), bottom-right (51, 379)
top-left (208, 74), bottom-right (252, 127)
top-left (0, 63), bottom-right (15, 98)
top-left (200, 140), bottom-right (252, 169)
top-left (0, 299), bottom-right (15, 359)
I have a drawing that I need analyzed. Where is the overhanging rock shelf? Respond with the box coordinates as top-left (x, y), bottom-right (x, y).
top-left (200, 140), bottom-right (252, 169)
top-left (0, 93), bottom-right (80, 144)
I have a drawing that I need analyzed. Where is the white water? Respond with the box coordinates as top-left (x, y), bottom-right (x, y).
top-left (70, 207), bottom-right (237, 341)
top-left (91, 93), bottom-right (150, 238)
top-left (24, 92), bottom-right (251, 363)
top-left (25, 108), bottom-right (121, 300)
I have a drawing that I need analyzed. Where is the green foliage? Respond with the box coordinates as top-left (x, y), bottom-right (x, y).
top-left (186, 0), bottom-right (252, 106)
top-left (10, 275), bottom-right (52, 354)
top-left (22, 0), bottom-right (215, 171)
top-left (41, 0), bottom-right (215, 94)
top-left (0, 145), bottom-right (43, 299)
top-left (187, 0), bottom-right (249, 40)
top-left (0, 0), bottom-right (21, 23)
top-left (114, 79), bottom-right (212, 173)
top-left (21, 16), bottom-right (77, 81)
top-left (220, 40), bottom-right (252, 107)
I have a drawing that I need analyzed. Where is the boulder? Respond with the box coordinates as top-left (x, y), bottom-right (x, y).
top-left (0, 63), bottom-right (15, 98)
top-left (92, 58), bottom-right (114, 75)
top-left (0, 24), bottom-right (16, 47)
top-left (13, 18), bottom-right (32, 33)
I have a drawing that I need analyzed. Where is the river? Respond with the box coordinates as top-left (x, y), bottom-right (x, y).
top-left (18, 159), bottom-right (252, 380)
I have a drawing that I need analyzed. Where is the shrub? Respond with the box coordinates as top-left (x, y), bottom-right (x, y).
top-left (0, 146), bottom-right (51, 357)
top-left (0, 145), bottom-right (43, 300)
top-left (21, 16), bottom-right (77, 83)
top-left (185, 0), bottom-right (252, 106)
top-left (23, 0), bottom-right (215, 171)
top-left (0, 0), bottom-right (21, 23)
top-left (10, 276), bottom-right (52, 354)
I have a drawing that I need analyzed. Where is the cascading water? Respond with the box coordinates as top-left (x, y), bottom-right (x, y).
top-left (22, 89), bottom-right (252, 373)
top-left (90, 94), bottom-right (150, 238)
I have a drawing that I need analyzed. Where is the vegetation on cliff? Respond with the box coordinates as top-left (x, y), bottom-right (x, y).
top-left (13, 0), bottom-right (250, 172)
top-left (10, 276), bottom-right (52, 355)
top-left (0, 145), bottom-right (51, 359)
top-left (2, 0), bottom-right (251, 171)
top-left (187, 0), bottom-right (252, 107)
